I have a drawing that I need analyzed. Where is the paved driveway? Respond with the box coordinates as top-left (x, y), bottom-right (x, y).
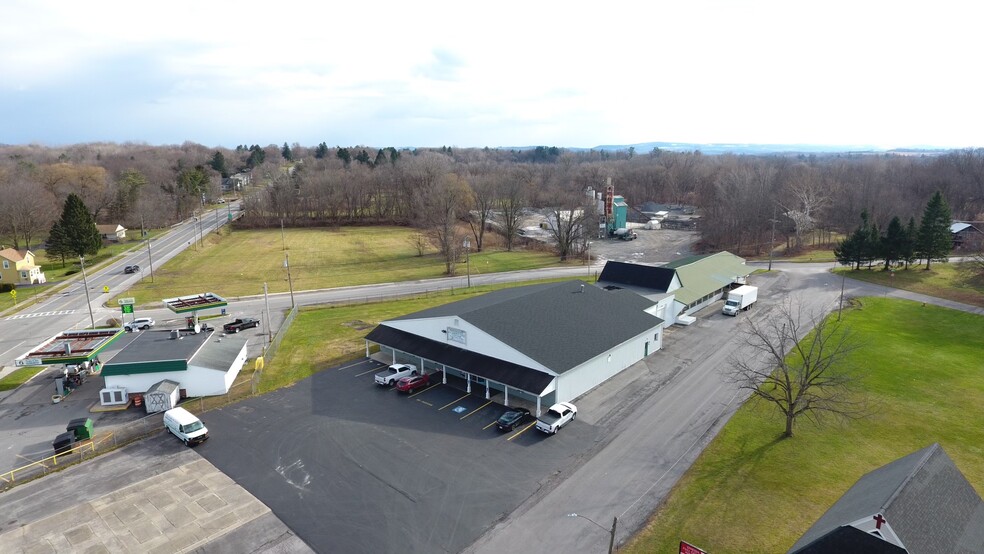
top-left (195, 358), bottom-right (594, 553)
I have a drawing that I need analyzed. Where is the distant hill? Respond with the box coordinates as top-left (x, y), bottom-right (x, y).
top-left (502, 141), bottom-right (954, 156)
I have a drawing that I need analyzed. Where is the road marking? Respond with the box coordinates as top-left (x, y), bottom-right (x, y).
top-left (507, 421), bottom-right (538, 441)
top-left (4, 310), bottom-right (76, 321)
top-left (461, 400), bottom-right (493, 420)
top-left (439, 393), bottom-right (470, 411)
top-left (409, 383), bottom-right (440, 398)
top-left (355, 367), bottom-right (381, 377)
top-left (416, 399), bottom-right (433, 407)
top-left (483, 420), bottom-right (499, 430)
top-left (337, 360), bottom-right (374, 371)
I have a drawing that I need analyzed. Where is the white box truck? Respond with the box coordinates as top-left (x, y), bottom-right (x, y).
top-left (722, 285), bottom-right (758, 316)
top-left (163, 407), bottom-right (209, 446)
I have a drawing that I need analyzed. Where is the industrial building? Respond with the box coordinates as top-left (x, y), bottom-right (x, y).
top-left (365, 280), bottom-right (664, 415)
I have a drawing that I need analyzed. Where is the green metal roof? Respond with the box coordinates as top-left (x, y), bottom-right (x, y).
top-left (668, 252), bottom-right (750, 305)
top-left (101, 359), bottom-right (187, 376)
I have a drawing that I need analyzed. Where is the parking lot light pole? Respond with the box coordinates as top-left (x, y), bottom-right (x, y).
top-left (79, 256), bottom-right (96, 329)
top-left (567, 513), bottom-right (617, 554)
top-left (463, 238), bottom-right (471, 288)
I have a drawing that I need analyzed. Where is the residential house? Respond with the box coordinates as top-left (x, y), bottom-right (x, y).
top-left (0, 248), bottom-right (47, 285)
top-left (950, 221), bottom-right (983, 251)
top-left (96, 224), bottom-right (126, 242)
top-left (789, 443), bottom-right (984, 553)
top-left (221, 171), bottom-right (251, 192)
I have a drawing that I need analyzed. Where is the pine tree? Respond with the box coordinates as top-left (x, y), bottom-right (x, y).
top-left (917, 191), bottom-right (953, 269)
top-left (881, 216), bottom-right (905, 269)
top-left (902, 217), bottom-right (918, 268)
top-left (49, 194), bottom-right (101, 261)
top-left (314, 142), bottom-right (329, 159)
top-left (834, 209), bottom-right (873, 270)
top-left (209, 151), bottom-right (229, 177)
top-left (281, 142), bottom-right (293, 161)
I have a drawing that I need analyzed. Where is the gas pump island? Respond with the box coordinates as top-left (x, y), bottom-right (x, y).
top-left (162, 292), bottom-right (228, 333)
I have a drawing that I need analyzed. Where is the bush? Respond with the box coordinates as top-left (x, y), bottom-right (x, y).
top-left (64, 269), bottom-right (78, 276)
top-left (0, 283), bottom-right (13, 292)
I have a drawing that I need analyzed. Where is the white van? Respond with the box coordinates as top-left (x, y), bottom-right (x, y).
top-left (163, 407), bottom-right (209, 446)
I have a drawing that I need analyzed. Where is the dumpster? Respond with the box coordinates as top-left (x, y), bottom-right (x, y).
top-left (67, 417), bottom-right (94, 440)
top-left (52, 432), bottom-right (75, 455)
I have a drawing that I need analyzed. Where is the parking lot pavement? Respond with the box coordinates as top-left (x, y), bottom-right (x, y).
top-left (0, 432), bottom-right (311, 553)
top-left (195, 357), bottom-right (595, 553)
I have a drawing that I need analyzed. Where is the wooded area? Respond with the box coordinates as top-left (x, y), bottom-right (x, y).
top-left (1, 142), bottom-right (982, 259)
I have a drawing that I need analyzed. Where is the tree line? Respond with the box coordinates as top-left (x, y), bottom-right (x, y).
top-left (1, 142), bottom-right (982, 263)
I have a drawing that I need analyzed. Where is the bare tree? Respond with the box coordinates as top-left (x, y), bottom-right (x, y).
top-left (498, 170), bottom-right (527, 251)
top-left (728, 299), bottom-right (867, 438)
top-left (422, 173), bottom-right (473, 275)
top-left (544, 191), bottom-right (591, 262)
top-left (467, 171), bottom-right (497, 252)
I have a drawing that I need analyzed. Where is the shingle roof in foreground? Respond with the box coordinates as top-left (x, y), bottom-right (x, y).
top-left (387, 280), bottom-right (662, 373)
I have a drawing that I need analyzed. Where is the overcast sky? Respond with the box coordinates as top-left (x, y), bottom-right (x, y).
top-left (1, 0), bottom-right (979, 149)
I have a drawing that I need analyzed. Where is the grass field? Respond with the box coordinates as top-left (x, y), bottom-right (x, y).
top-left (117, 226), bottom-right (563, 306)
top-left (624, 297), bottom-right (984, 553)
top-left (0, 366), bottom-right (47, 392)
top-left (838, 262), bottom-right (984, 308)
top-left (259, 277), bottom-right (578, 393)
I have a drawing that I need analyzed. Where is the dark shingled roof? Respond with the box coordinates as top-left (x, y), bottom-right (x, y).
top-left (365, 325), bottom-right (555, 394)
top-left (791, 526), bottom-right (905, 554)
top-left (597, 261), bottom-right (676, 292)
top-left (789, 443), bottom-right (984, 553)
top-left (388, 280), bottom-right (662, 373)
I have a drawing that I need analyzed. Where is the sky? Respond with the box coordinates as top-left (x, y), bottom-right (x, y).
top-left (1, 0), bottom-right (981, 150)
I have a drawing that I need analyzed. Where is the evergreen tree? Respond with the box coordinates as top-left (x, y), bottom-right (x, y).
top-left (49, 194), bottom-right (101, 261)
top-left (387, 147), bottom-right (400, 165)
top-left (834, 209), bottom-right (873, 270)
top-left (209, 151), bottom-right (229, 177)
top-left (354, 149), bottom-right (371, 166)
top-left (247, 145), bottom-right (265, 168)
top-left (881, 216), bottom-right (905, 269)
top-left (865, 222), bottom-right (880, 269)
top-left (917, 191), bottom-right (953, 269)
top-left (314, 142), bottom-right (329, 159)
top-left (281, 142), bottom-right (293, 161)
top-left (336, 147), bottom-right (351, 167)
top-left (374, 149), bottom-right (387, 167)
top-left (902, 217), bottom-right (918, 268)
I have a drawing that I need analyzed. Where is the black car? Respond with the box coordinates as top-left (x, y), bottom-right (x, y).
top-left (223, 318), bottom-right (260, 333)
top-left (496, 407), bottom-right (531, 431)
top-left (124, 264), bottom-right (140, 274)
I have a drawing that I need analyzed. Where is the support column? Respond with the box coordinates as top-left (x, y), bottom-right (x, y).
top-left (442, 365), bottom-right (447, 384)
top-left (504, 387), bottom-right (509, 407)
top-left (466, 374), bottom-right (471, 393)
top-left (485, 380), bottom-right (490, 399)
top-left (536, 396), bottom-right (541, 417)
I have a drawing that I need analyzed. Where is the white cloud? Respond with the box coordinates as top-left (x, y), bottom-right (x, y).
top-left (1, 0), bottom-right (982, 148)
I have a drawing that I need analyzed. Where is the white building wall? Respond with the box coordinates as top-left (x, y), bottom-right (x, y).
top-left (384, 317), bottom-right (552, 373)
top-left (104, 367), bottom-right (233, 397)
top-left (554, 326), bottom-right (662, 403)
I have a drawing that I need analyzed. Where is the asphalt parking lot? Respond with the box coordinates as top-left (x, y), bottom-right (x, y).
top-left (196, 358), bottom-right (595, 553)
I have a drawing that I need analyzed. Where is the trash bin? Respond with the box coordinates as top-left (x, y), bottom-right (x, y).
top-left (52, 432), bottom-right (75, 455)
top-left (67, 417), bottom-right (94, 440)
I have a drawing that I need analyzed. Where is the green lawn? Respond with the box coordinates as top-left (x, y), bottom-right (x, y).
top-left (0, 366), bottom-right (48, 392)
top-left (119, 226), bottom-right (563, 306)
top-left (259, 277), bottom-right (581, 393)
top-left (624, 297), bottom-right (984, 553)
top-left (837, 262), bottom-right (984, 308)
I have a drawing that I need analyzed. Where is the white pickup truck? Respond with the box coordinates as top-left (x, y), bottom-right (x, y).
top-left (374, 363), bottom-right (418, 386)
top-left (535, 402), bottom-right (578, 434)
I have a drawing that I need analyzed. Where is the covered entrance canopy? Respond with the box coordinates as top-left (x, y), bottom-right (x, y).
top-left (365, 325), bottom-right (555, 406)
top-left (162, 292), bottom-right (228, 332)
top-left (15, 329), bottom-right (123, 367)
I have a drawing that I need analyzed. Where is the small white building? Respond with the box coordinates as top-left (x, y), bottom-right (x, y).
top-left (100, 329), bottom-right (248, 401)
top-left (96, 224), bottom-right (127, 242)
top-left (366, 280), bottom-right (664, 415)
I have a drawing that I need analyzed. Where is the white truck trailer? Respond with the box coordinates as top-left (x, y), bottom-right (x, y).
top-left (722, 285), bottom-right (758, 316)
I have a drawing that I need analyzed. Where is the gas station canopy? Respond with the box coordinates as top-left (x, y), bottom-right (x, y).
top-left (162, 293), bottom-right (228, 314)
top-left (15, 329), bottom-right (124, 367)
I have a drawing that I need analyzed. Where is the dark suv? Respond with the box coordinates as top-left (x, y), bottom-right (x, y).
top-left (124, 264), bottom-right (140, 274)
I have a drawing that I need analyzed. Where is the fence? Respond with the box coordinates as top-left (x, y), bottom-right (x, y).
top-left (0, 412), bottom-right (164, 492)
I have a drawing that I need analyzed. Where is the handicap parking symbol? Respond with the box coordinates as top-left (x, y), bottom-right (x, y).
top-left (452, 406), bottom-right (467, 414)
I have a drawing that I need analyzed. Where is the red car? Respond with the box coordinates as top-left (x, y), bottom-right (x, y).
top-left (396, 374), bottom-right (430, 393)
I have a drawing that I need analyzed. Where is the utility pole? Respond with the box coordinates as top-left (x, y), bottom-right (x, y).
top-left (281, 219), bottom-right (295, 308)
top-left (79, 256), bottom-right (96, 329)
top-left (463, 238), bottom-right (471, 288)
top-left (768, 205), bottom-right (778, 271)
top-left (147, 239), bottom-right (155, 283)
top-left (838, 268), bottom-right (846, 320)
top-left (263, 282), bottom-right (272, 347)
top-left (607, 516), bottom-right (618, 554)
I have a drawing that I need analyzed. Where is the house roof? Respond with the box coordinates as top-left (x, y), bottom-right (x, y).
top-left (598, 261), bottom-right (676, 292)
top-left (101, 329), bottom-right (210, 376)
top-left (666, 252), bottom-right (750, 305)
top-left (365, 325), bottom-right (555, 394)
top-left (0, 248), bottom-right (26, 262)
top-left (951, 222), bottom-right (982, 234)
top-left (96, 224), bottom-right (125, 233)
top-left (789, 443), bottom-right (984, 553)
top-left (791, 526), bottom-right (905, 554)
top-left (387, 280), bottom-right (663, 374)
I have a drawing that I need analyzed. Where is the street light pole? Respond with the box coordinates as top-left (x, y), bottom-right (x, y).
top-left (281, 220), bottom-right (295, 308)
top-left (567, 513), bottom-right (617, 554)
top-left (838, 268), bottom-right (846, 320)
top-left (79, 256), bottom-right (96, 329)
top-left (587, 241), bottom-right (593, 279)
top-left (463, 238), bottom-right (471, 288)
top-left (768, 205), bottom-right (778, 271)
top-left (147, 238), bottom-right (155, 283)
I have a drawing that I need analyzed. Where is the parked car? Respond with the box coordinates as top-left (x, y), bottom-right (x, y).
top-left (124, 317), bottom-right (155, 332)
top-left (375, 363), bottom-right (418, 386)
top-left (223, 318), bottom-right (260, 333)
top-left (535, 402), bottom-right (577, 434)
top-left (496, 407), bottom-right (531, 431)
top-left (396, 373), bottom-right (430, 393)
top-left (124, 264), bottom-right (140, 274)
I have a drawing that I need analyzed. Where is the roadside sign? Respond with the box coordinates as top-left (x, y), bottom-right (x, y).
top-left (121, 304), bottom-right (134, 314)
top-left (9, 290), bottom-right (15, 298)
top-left (102, 285), bottom-right (110, 294)
top-left (680, 541), bottom-right (707, 554)
top-left (15, 357), bottom-right (43, 367)
top-left (117, 297), bottom-right (136, 305)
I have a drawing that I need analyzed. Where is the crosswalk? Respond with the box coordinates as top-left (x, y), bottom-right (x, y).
top-left (4, 310), bottom-right (76, 321)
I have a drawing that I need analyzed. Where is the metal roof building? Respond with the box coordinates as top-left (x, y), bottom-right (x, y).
top-left (365, 280), bottom-right (664, 415)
